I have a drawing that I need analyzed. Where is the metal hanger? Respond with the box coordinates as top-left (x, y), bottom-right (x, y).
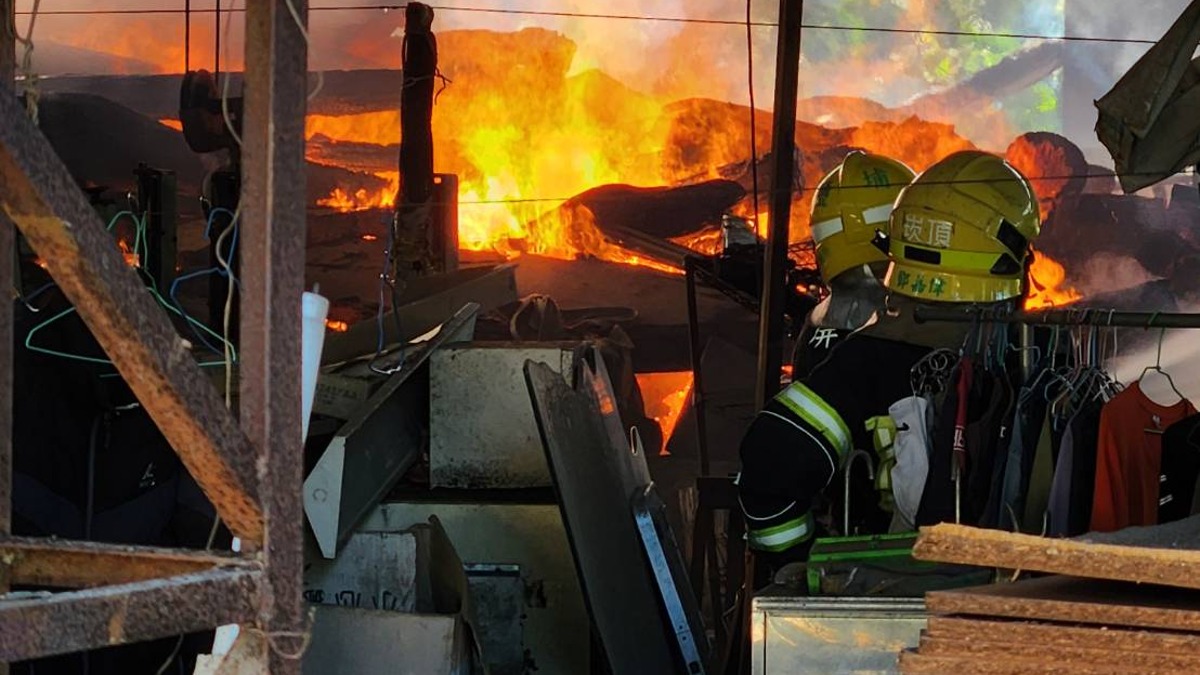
top-left (25, 211), bottom-right (234, 369)
top-left (1138, 324), bottom-right (1185, 417)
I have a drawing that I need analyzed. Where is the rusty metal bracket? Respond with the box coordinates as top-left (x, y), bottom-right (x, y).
top-left (0, 90), bottom-right (263, 542)
top-left (0, 568), bottom-right (262, 662)
top-left (0, 536), bottom-right (252, 588)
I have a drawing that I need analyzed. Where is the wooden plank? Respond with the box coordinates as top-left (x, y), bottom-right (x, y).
top-left (0, 91), bottom-right (263, 542)
top-left (240, 1), bottom-right (310, 673)
top-left (918, 634), bottom-right (1200, 671)
top-left (927, 616), bottom-right (1200, 657)
top-left (912, 519), bottom-right (1200, 589)
top-left (0, 568), bottom-right (261, 662)
top-left (0, 536), bottom-right (250, 588)
top-left (926, 576), bottom-right (1200, 632)
top-left (899, 650), bottom-right (1167, 675)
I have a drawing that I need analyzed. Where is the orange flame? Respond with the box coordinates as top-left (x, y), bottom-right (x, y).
top-left (1025, 249), bottom-right (1081, 309)
top-left (635, 371), bottom-right (694, 456)
top-left (158, 118), bottom-right (183, 132)
top-left (325, 319), bottom-right (350, 333)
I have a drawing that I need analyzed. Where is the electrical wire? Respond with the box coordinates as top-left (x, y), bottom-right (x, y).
top-left (12, 5), bottom-right (1163, 46)
top-left (13, 0), bottom-right (41, 122)
top-left (283, 0), bottom-right (327, 101)
top-left (220, 0), bottom-right (242, 148)
top-left (745, 0), bottom-right (760, 228)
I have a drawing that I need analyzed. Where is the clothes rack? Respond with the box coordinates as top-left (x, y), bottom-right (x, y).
top-left (914, 306), bottom-right (1200, 329)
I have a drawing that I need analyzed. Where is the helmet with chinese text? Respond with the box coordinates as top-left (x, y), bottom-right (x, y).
top-left (811, 151), bottom-right (916, 284)
top-left (883, 151), bottom-right (1040, 303)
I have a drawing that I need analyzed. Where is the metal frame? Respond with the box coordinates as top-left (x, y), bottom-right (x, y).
top-left (0, 1), bottom-right (309, 671)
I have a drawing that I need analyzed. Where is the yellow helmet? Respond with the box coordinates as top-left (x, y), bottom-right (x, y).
top-left (811, 151), bottom-right (915, 283)
top-left (883, 151), bottom-right (1040, 303)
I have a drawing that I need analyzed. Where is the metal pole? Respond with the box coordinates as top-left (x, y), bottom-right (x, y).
top-left (0, 3), bottom-right (14, 672)
top-left (241, 0), bottom-right (308, 671)
top-left (914, 305), bottom-right (1200, 329)
top-left (684, 257), bottom-right (711, 477)
top-left (215, 0), bottom-right (221, 76)
top-left (754, 0), bottom-right (804, 409)
top-left (184, 0), bottom-right (191, 73)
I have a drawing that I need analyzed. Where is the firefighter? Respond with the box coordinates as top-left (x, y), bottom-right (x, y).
top-left (738, 150), bottom-right (1041, 564)
top-left (793, 151), bottom-right (916, 379)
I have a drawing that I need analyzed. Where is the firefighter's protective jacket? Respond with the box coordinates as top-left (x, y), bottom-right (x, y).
top-left (739, 299), bottom-right (968, 554)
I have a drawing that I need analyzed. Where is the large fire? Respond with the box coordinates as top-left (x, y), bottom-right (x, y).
top-left (635, 371), bottom-right (694, 456)
top-left (140, 25), bottom-right (1081, 300)
top-left (1026, 249), bottom-right (1081, 309)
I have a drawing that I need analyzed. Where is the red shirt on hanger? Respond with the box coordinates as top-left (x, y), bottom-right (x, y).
top-left (1091, 381), bottom-right (1196, 533)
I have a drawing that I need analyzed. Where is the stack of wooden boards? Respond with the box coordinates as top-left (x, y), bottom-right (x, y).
top-left (899, 516), bottom-right (1200, 674)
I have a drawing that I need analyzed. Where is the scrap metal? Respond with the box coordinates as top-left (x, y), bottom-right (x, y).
top-left (0, 89), bottom-right (263, 542)
top-left (239, 1), bottom-right (310, 672)
top-left (0, 568), bottom-right (262, 662)
top-left (0, 536), bottom-right (250, 588)
top-left (306, 303), bottom-right (479, 558)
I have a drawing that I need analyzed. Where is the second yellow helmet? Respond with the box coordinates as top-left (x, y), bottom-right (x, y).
top-left (811, 151), bottom-right (916, 284)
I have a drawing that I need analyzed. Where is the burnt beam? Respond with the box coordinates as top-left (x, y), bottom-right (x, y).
top-left (240, 1), bottom-right (309, 672)
top-left (0, 568), bottom-right (261, 662)
top-left (0, 536), bottom-right (250, 589)
top-left (0, 92), bottom-right (263, 542)
top-left (755, 0), bottom-right (805, 409)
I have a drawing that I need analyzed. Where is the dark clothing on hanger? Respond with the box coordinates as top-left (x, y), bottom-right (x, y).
top-left (1064, 402), bottom-right (1104, 536)
top-left (1160, 414), bottom-right (1200, 524)
top-left (996, 380), bottom-right (1049, 531)
top-left (965, 371), bottom-right (1011, 525)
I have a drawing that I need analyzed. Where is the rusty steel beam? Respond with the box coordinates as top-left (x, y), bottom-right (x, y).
top-left (0, 91), bottom-right (263, 542)
top-left (1, 11), bottom-right (19, 674)
top-left (0, 568), bottom-right (261, 662)
top-left (0, 536), bottom-right (250, 588)
top-left (240, 1), bottom-right (309, 671)
top-left (1, 0), bottom-right (15, 540)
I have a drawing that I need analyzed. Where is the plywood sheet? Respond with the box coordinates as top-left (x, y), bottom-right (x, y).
top-left (912, 518), bottom-right (1200, 589)
top-left (925, 576), bottom-right (1200, 632)
top-left (927, 616), bottom-right (1200, 655)
top-left (918, 634), bottom-right (1200, 671)
top-left (899, 651), bottom-right (1170, 675)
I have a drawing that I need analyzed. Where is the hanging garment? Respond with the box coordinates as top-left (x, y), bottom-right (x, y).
top-left (1047, 413), bottom-right (1078, 538)
top-left (914, 362), bottom-right (965, 527)
top-left (978, 377), bottom-right (1018, 530)
top-left (996, 382), bottom-right (1049, 531)
top-left (1022, 410), bottom-right (1056, 533)
top-left (964, 371), bottom-right (1011, 525)
top-left (1159, 413), bottom-right (1200, 524)
top-left (1090, 382), bottom-right (1196, 533)
top-left (888, 395), bottom-right (933, 532)
top-left (1065, 401), bottom-right (1104, 536)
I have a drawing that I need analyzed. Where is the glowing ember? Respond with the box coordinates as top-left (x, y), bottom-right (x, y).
top-left (635, 371), bottom-right (694, 456)
top-left (325, 319), bottom-right (350, 333)
top-left (1025, 249), bottom-right (1081, 309)
top-left (361, 233), bottom-right (379, 242)
top-left (316, 171), bottom-right (399, 211)
top-left (158, 118), bottom-right (183, 132)
top-left (117, 239), bottom-right (140, 268)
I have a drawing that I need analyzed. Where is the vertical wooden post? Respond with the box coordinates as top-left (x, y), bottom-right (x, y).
top-left (394, 2), bottom-right (437, 279)
top-left (755, 0), bottom-right (805, 410)
top-left (241, 1), bottom-right (308, 671)
top-left (0, 4), bottom-right (17, 673)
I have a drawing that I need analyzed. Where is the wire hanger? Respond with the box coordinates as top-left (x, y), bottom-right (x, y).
top-left (168, 206), bottom-right (240, 357)
top-left (25, 211), bottom-right (235, 369)
top-left (1137, 323), bottom-right (1185, 415)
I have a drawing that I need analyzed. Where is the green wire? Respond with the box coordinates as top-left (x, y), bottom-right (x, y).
top-left (24, 211), bottom-right (237, 369)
